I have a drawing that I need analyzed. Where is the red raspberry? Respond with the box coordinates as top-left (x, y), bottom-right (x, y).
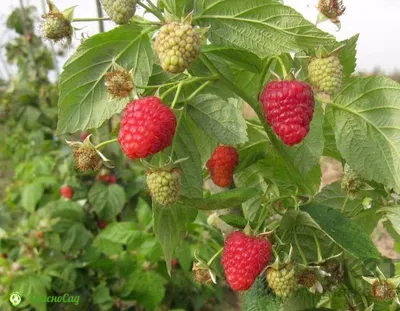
top-left (80, 132), bottom-right (90, 141)
top-left (118, 97), bottom-right (177, 159)
top-left (98, 220), bottom-right (107, 229)
top-left (108, 175), bottom-right (117, 184)
top-left (206, 146), bottom-right (239, 188)
top-left (222, 231), bottom-right (272, 291)
top-left (60, 185), bottom-right (73, 199)
top-left (260, 81), bottom-right (315, 146)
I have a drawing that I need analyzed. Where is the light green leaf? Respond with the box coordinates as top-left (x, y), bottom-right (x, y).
top-left (57, 25), bottom-right (154, 134)
top-left (153, 203), bottom-right (197, 274)
top-left (187, 94), bottom-right (248, 145)
top-left (173, 112), bottom-right (204, 198)
top-left (50, 200), bottom-right (86, 232)
top-left (196, 0), bottom-right (335, 58)
top-left (88, 183), bottom-right (126, 220)
top-left (181, 188), bottom-right (260, 210)
top-left (283, 288), bottom-right (320, 311)
top-left (330, 76), bottom-right (400, 192)
top-left (21, 182), bottom-right (44, 212)
top-left (303, 203), bottom-right (381, 261)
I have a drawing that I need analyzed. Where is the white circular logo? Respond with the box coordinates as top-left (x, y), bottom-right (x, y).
top-left (10, 292), bottom-right (22, 306)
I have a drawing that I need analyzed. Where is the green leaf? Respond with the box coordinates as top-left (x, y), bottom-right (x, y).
top-left (94, 222), bottom-right (147, 246)
top-left (187, 94), bottom-right (248, 145)
top-left (219, 214), bottom-right (248, 229)
top-left (303, 203), bottom-right (381, 261)
top-left (322, 108), bottom-right (341, 160)
top-left (62, 223), bottom-right (92, 252)
top-left (21, 182), bottom-right (44, 212)
top-left (258, 151), bottom-right (321, 196)
top-left (173, 113), bottom-right (204, 198)
top-left (175, 240), bottom-right (192, 271)
top-left (380, 206), bottom-right (400, 236)
top-left (13, 274), bottom-right (51, 311)
top-left (236, 122), bottom-right (269, 173)
top-left (153, 203), bottom-right (197, 273)
top-left (284, 104), bottom-right (325, 176)
top-left (242, 277), bottom-right (281, 311)
top-left (330, 76), bottom-right (400, 192)
top-left (196, 0), bottom-right (335, 58)
top-left (50, 200), bottom-right (86, 232)
top-left (282, 288), bottom-right (320, 311)
top-left (235, 164), bottom-right (268, 222)
top-left (93, 283), bottom-right (114, 311)
top-left (339, 34), bottom-right (359, 80)
top-left (181, 188), bottom-right (260, 210)
top-left (161, 0), bottom-right (193, 17)
top-left (57, 25), bottom-right (154, 134)
top-left (121, 270), bottom-right (166, 310)
top-left (88, 183), bottom-right (126, 220)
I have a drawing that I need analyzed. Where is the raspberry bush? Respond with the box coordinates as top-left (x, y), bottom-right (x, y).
top-left (2, 0), bottom-right (400, 310)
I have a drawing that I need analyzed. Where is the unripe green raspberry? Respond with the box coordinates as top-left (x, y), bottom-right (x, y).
top-left (266, 264), bottom-right (297, 298)
top-left (102, 0), bottom-right (137, 25)
top-left (341, 163), bottom-right (363, 198)
top-left (41, 12), bottom-right (73, 42)
top-left (146, 169), bottom-right (181, 206)
top-left (308, 55), bottom-right (343, 95)
top-left (154, 22), bottom-right (201, 73)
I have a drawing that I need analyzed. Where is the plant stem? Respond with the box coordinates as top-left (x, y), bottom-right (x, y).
top-left (341, 195), bottom-right (349, 213)
top-left (207, 248), bottom-right (223, 266)
top-left (294, 233), bottom-right (308, 265)
top-left (95, 138), bottom-right (118, 149)
top-left (137, 1), bottom-right (164, 22)
top-left (273, 55), bottom-right (288, 78)
top-left (171, 82), bottom-right (183, 109)
top-left (199, 54), bottom-right (314, 195)
top-left (72, 17), bottom-right (111, 22)
top-left (186, 81), bottom-right (212, 101)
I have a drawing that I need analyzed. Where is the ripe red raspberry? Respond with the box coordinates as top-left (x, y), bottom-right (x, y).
top-left (206, 146), bottom-right (239, 188)
top-left (118, 97), bottom-right (177, 160)
top-left (98, 220), bottom-right (107, 229)
top-left (221, 231), bottom-right (272, 291)
top-left (60, 185), bottom-right (73, 199)
top-left (260, 81), bottom-right (315, 146)
top-left (81, 132), bottom-right (90, 141)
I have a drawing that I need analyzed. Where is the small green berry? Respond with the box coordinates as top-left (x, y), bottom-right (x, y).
top-left (154, 22), bottom-right (201, 73)
top-left (308, 54), bottom-right (343, 95)
top-left (146, 169), bottom-right (181, 206)
top-left (102, 0), bottom-right (137, 25)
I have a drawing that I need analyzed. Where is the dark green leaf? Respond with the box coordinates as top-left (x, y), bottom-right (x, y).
top-left (88, 183), bottom-right (126, 220)
top-left (303, 203), bottom-right (380, 261)
top-left (219, 214), bottom-right (248, 229)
